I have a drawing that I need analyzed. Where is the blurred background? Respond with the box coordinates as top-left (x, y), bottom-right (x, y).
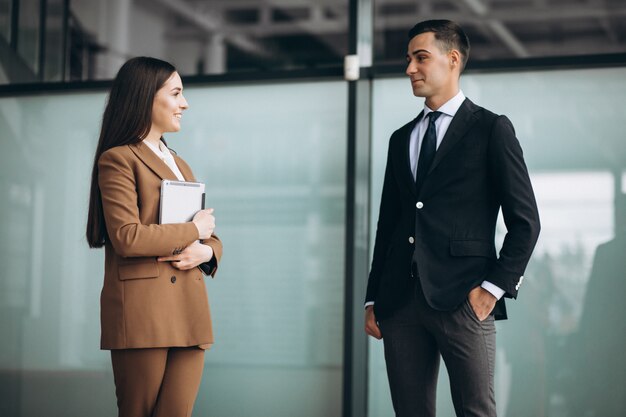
top-left (1, 1), bottom-right (625, 416)
top-left (2, 0), bottom-right (626, 83)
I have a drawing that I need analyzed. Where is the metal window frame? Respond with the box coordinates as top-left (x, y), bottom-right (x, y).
top-left (343, 0), bottom-right (373, 416)
top-left (37, 0), bottom-right (47, 80)
top-left (2, 51), bottom-right (626, 96)
top-left (9, 0), bottom-right (19, 50)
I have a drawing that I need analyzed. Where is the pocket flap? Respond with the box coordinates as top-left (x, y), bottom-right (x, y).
top-left (450, 239), bottom-right (494, 257)
top-left (118, 260), bottom-right (159, 280)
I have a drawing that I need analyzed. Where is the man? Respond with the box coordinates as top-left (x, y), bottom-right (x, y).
top-left (365, 20), bottom-right (540, 417)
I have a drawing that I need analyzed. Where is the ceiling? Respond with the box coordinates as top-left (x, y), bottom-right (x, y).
top-left (142, 0), bottom-right (626, 72)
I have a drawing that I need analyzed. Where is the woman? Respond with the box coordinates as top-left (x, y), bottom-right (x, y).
top-left (86, 57), bottom-right (222, 417)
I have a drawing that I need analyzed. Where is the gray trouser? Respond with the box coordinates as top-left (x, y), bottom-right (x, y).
top-left (378, 279), bottom-right (497, 417)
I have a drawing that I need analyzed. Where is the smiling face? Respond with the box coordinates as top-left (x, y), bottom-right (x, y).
top-left (150, 71), bottom-right (188, 137)
top-left (405, 32), bottom-right (461, 109)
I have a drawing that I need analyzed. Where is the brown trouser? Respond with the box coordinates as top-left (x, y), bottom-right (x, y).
top-left (111, 347), bottom-right (205, 417)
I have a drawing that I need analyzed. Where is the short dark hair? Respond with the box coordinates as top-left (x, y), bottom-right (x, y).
top-left (408, 20), bottom-right (470, 71)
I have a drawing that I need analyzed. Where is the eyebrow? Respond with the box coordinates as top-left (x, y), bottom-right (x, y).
top-left (171, 87), bottom-right (182, 92)
top-left (406, 49), bottom-right (432, 59)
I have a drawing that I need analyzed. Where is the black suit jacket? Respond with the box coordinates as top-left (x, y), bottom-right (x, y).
top-left (366, 98), bottom-right (540, 320)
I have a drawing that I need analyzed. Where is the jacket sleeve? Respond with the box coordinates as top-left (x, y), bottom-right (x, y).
top-left (486, 115), bottom-right (541, 298)
top-left (98, 149), bottom-right (200, 258)
top-left (199, 234), bottom-right (223, 277)
top-left (365, 135), bottom-right (402, 304)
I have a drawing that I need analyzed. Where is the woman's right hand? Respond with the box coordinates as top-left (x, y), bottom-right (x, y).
top-left (192, 208), bottom-right (215, 239)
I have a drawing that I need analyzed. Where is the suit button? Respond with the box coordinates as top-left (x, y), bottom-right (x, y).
top-left (171, 276), bottom-right (177, 283)
top-left (408, 236), bottom-right (415, 244)
top-left (416, 202), bottom-right (424, 209)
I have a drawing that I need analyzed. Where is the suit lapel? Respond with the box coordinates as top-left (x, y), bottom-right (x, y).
top-left (128, 141), bottom-right (179, 181)
top-left (173, 153), bottom-right (194, 182)
top-left (400, 111), bottom-right (424, 197)
top-left (428, 98), bottom-right (479, 175)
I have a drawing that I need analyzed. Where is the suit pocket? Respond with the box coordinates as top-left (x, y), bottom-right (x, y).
top-left (449, 239), bottom-right (494, 258)
top-left (464, 298), bottom-right (479, 321)
top-left (118, 259), bottom-right (159, 280)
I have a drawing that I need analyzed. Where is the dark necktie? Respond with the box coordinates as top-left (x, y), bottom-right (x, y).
top-left (416, 111), bottom-right (442, 192)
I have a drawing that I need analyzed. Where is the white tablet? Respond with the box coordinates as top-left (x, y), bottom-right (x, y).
top-left (159, 180), bottom-right (205, 224)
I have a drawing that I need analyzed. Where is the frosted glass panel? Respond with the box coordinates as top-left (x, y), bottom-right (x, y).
top-left (0, 80), bottom-right (346, 417)
top-left (368, 68), bottom-right (626, 417)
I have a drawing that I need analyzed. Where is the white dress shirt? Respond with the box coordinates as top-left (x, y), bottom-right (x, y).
top-left (143, 139), bottom-right (185, 181)
top-left (409, 91), bottom-right (466, 180)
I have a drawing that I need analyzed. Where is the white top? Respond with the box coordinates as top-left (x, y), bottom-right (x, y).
top-left (143, 139), bottom-right (185, 181)
top-left (409, 90), bottom-right (466, 179)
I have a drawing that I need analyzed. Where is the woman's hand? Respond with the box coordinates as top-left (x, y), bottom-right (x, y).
top-left (192, 208), bottom-right (216, 240)
top-left (158, 241), bottom-right (214, 270)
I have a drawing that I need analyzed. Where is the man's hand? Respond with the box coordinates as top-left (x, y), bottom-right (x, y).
top-left (365, 305), bottom-right (382, 339)
top-left (467, 286), bottom-right (497, 321)
top-left (158, 241), bottom-right (214, 270)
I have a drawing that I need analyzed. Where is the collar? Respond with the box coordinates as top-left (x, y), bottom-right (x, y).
top-left (142, 139), bottom-right (169, 158)
top-left (423, 90), bottom-right (466, 119)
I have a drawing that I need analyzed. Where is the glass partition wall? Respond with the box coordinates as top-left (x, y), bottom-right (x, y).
top-left (368, 68), bottom-right (626, 417)
top-left (2, 66), bottom-right (625, 417)
top-left (0, 80), bottom-right (347, 417)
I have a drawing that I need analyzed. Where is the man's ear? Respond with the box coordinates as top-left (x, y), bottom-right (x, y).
top-left (449, 49), bottom-right (461, 70)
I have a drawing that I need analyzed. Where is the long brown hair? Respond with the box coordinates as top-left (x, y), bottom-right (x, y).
top-left (86, 57), bottom-right (176, 248)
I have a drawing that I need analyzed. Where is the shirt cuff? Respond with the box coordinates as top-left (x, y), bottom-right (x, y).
top-left (481, 280), bottom-right (505, 300)
top-left (198, 258), bottom-right (217, 276)
top-left (364, 301), bottom-right (375, 309)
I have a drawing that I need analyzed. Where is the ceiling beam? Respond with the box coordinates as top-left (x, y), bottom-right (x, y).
top-left (460, 0), bottom-right (529, 58)
top-left (175, 0), bottom-right (348, 57)
top-left (261, 0), bottom-right (346, 56)
top-left (151, 0), bottom-right (276, 58)
top-left (163, 6), bottom-right (626, 37)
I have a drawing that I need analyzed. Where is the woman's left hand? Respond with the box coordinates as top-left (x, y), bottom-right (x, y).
top-left (158, 241), bottom-right (214, 270)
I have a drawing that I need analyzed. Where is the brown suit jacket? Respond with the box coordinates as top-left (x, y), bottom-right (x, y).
top-left (98, 141), bottom-right (222, 350)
